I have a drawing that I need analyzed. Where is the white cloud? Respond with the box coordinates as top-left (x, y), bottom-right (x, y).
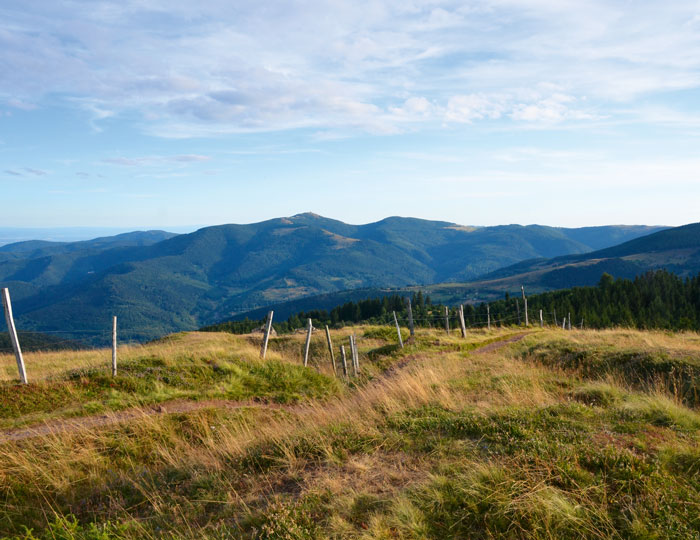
top-left (445, 94), bottom-right (505, 122)
top-left (1, 1), bottom-right (700, 136)
top-left (101, 154), bottom-right (212, 166)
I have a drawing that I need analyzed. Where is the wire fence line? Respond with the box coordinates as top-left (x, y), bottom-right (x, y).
top-left (1, 279), bottom-right (582, 385)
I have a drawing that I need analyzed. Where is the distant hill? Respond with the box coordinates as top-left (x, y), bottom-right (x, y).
top-left (402, 222), bottom-right (700, 305)
top-left (223, 222), bottom-right (700, 322)
top-left (0, 213), bottom-right (662, 341)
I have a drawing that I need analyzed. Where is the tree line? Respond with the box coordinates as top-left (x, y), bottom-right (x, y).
top-left (201, 270), bottom-right (700, 334)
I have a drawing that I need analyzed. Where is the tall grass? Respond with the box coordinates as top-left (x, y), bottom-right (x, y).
top-left (0, 327), bottom-right (698, 538)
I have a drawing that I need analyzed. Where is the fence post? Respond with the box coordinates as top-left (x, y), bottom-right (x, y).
top-left (348, 337), bottom-right (357, 377)
top-left (352, 334), bottom-right (359, 375)
top-left (393, 311), bottom-right (404, 348)
top-left (112, 316), bottom-right (117, 376)
top-left (1, 288), bottom-right (27, 384)
top-left (562, 316), bottom-right (566, 330)
top-left (568, 313), bottom-right (572, 331)
top-left (260, 310), bottom-right (274, 359)
top-left (406, 298), bottom-right (415, 338)
top-left (459, 304), bottom-right (467, 338)
top-left (539, 309), bottom-right (543, 328)
top-left (487, 304), bottom-right (491, 331)
top-left (443, 306), bottom-right (449, 334)
top-left (340, 345), bottom-right (348, 379)
top-left (580, 318), bottom-right (584, 330)
top-left (522, 286), bottom-right (529, 326)
top-left (553, 308), bottom-right (558, 327)
top-left (303, 318), bottom-right (313, 366)
top-left (325, 325), bottom-right (337, 375)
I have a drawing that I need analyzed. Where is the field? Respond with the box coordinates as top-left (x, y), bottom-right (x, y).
top-left (0, 326), bottom-right (698, 539)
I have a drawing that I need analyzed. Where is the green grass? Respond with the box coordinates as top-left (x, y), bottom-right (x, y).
top-left (518, 336), bottom-right (700, 407)
top-left (0, 328), bottom-right (698, 539)
top-left (0, 344), bottom-right (342, 430)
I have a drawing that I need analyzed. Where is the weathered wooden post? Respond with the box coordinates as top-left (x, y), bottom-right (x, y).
top-left (303, 318), bottom-right (313, 366)
top-left (580, 318), bottom-right (584, 330)
top-left (393, 311), bottom-right (404, 348)
top-left (260, 310), bottom-right (274, 359)
top-left (325, 325), bottom-right (337, 375)
top-left (562, 316), bottom-right (566, 330)
top-left (340, 345), bottom-right (348, 379)
top-left (1, 288), bottom-right (27, 384)
top-left (568, 313), bottom-right (572, 331)
top-left (406, 298), bottom-right (415, 338)
top-left (444, 306), bottom-right (450, 334)
top-left (112, 316), bottom-right (118, 376)
top-left (348, 335), bottom-right (355, 369)
top-left (347, 337), bottom-right (357, 377)
top-left (459, 304), bottom-right (467, 338)
top-left (539, 309), bottom-right (543, 328)
top-left (521, 286), bottom-right (529, 326)
top-left (352, 335), bottom-right (359, 376)
top-left (487, 304), bottom-right (491, 330)
top-left (553, 308), bottom-right (558, 327)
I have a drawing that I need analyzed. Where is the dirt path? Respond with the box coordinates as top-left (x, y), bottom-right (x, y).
top-left (0, 333), bottom-right (530, 443)
top-left (472, 332), bottom-right (528, 354)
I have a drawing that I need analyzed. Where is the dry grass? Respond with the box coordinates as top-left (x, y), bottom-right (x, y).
top-left (0, 327), bottom-right (698, 538)
top-left (0, 332), bottom-right (285, 383)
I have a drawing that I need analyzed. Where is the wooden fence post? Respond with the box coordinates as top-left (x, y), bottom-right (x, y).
top-left (325, 325), bottom-right (337, 375)
top-left (303, 318), bottom-right (313, 366)
top-left (522, 286), bottom-right (529, 327)
top-left (340, 345), bottom-right (348, 379)
top-left (444, 306), bottom-right (450, 334)
top-left (112, 316), bottom-right (117, 376)
top-left (406, 298), bottom-right (415, 338)
top-left (553, 308), bottom-right (558, 327)
top-left (260, 310), bottom-right (274, 359)
top-left (487, 304), bottom-right (491, 330)
top-left (568, 313), bottom-right (572, 331)
top-left (393, 311), bottom-right (404, 348)
top-left (459, 304), bottom-right (467, 338)
top-left (352, 334), bottom-right (359, 375)
top-left (539, 309), bottom-right (543, 328)
top-left (348, 337), bottom-right (358, 377)
top-left (1, 288), bottom-right (27, 384)
top-left (580, 318), bottom-right (584, 330)
top-left (562, 316), bottom-right (566, 330)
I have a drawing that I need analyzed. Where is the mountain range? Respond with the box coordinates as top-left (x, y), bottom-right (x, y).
top-left (0, 213), bottom-right (672, 341)
top-left (226, 221), bottom-right (700, 323)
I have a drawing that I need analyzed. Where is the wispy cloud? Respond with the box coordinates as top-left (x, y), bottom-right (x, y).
top-left (3, 1), bottom-right (700, 137)
top-left (3, 167), bottom-right (48, 177)
top-left (101, 154), bottom-right (211, 166)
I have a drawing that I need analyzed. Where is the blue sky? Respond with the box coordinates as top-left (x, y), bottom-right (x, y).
top-left (1, 0), bottom-right (699, 229)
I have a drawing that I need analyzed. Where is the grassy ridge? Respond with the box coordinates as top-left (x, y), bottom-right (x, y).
top-left (0, 327), bottom-right (698, 538)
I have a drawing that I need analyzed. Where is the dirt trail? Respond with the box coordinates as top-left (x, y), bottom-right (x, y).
top-left (0, 333), bottom-right (529, 443)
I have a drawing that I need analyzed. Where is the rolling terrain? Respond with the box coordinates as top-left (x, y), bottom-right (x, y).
top-left (227, 223), bottom-right (700, 323)
top-left (0, 214), bottom-right (664, 342)
top-left (0, 325), bottom-right (698, 538)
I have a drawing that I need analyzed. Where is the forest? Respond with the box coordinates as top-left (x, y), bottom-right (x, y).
top-left (202, 270), bottom-right (700, 334)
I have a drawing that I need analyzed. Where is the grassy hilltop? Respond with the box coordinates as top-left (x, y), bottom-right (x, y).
top-left (0, 326), bottom-right (699, 539)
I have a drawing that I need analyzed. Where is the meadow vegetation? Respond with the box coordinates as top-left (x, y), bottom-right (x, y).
top-left (0, 326), bottom-right (698, 539)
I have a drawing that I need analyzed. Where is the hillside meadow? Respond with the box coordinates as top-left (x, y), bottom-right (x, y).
top-left (0, 326), bottom-right (698, 538)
